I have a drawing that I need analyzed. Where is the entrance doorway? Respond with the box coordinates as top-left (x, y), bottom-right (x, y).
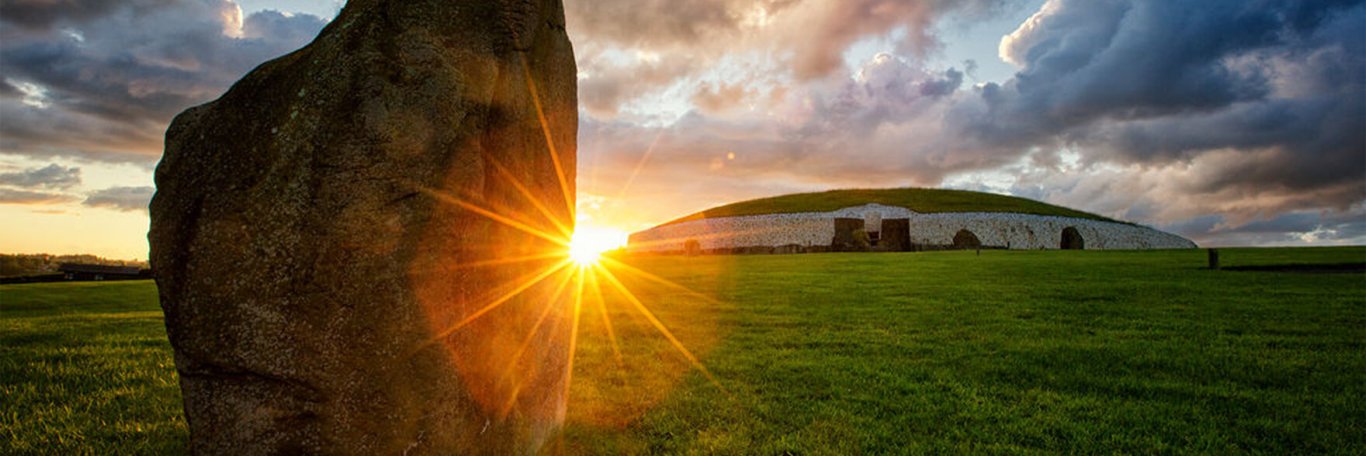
top-left (1061, 227), bottom-right (1084, 250)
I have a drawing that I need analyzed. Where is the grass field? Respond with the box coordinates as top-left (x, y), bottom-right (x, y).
top-left (3, 247), bottom-right (1363, 454)
top-left (664, 187), bottom-right (1126, 225)
top-left (1, 281), bottom-right (185, 454)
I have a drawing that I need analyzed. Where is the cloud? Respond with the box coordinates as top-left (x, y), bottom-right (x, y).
top-left (0, 188), bottom-right (77, 205)
top-left (0, 164), bottom-right (81, 189)
top-left (577, 50), bottom-right (703, 118)
top-left (0, 79), bottom-right (19, 97)
top-left (578, 0), bottom-right (1364, 247)
top-left (83, 186), bottom-right (154, 212)
top-left (941, 0), bottom-right (1366, 225)
top-left (565, 0), bottom-right (750, 48)
top-left (0, 1), bottom-right (327, 164)
top-left (691, 81), bottom-right (757, 114)
top-left (781, 0), bottom-right (1005, 79)
top-left (1174, 205), bottom-right (1366, 247)
top-left (0, 0), bottom-right (163, 31)
top-left (567, 0), bottom-right (1008, 121)
top-left (241, 9), bottom-right (327, 43)
top-left (979, 0), bottom-right (1363, 144)
top-left (583, 53), bottom-right (985, 192)
top-left (0, 0), bottom-right (1360, 247)
top-left (566, 0), bottom-right (1004, 78)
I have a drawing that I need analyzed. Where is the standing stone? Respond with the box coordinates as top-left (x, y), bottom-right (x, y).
top-left (831, 218), bottom-right (865, 251)
top-left (149, 0), bottom-right (576, 454)
top-left (879, 219), bottom-right (910, 252)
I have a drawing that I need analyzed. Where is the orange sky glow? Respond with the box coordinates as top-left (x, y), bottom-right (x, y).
top-left (2, 0), bottom-right (1364, 260)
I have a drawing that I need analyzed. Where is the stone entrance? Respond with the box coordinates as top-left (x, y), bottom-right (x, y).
top-left (953, 229), bottom-right (982, 249)
top-left (1061, 226), bottom-right (1085, 250)
top-left (832, 218), bottom-right (866, 251)
top-left (863, 211), bottom-right (883, 246)
top-left (879, 219), bottom-right (910, 251)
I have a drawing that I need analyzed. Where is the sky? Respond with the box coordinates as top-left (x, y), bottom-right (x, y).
top-left (1, 0), bottom-right (1363, 260)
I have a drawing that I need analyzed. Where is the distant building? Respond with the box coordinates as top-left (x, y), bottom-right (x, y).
top-left (58, 263), bottom-right (147, 281)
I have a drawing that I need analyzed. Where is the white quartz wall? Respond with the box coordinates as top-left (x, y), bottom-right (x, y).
top-left (628, 204), bottom-right (1196, 252)
top-left (909, 212), bottom-right (1196, 250)
top-left (628, 213), bottom-right (836, 252)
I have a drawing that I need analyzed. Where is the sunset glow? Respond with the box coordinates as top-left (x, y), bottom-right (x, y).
top-left (1, 1), bottom-right (1361, 259)
top-left (396, 53), bottom-right (730, 430)
top-left (568, 225), bottom-right (627, 266)
top-left (6, 1), bottom-right (1362, 452)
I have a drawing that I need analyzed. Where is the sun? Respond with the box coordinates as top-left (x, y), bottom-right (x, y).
top-left (568, 225), bottom-right (627, 266)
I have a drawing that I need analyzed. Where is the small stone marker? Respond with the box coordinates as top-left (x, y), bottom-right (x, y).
top-left (1209, 248), bottom-right (1220, 270)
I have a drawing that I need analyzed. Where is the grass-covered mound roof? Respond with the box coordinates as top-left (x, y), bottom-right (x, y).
top-left (664, 188), bottom-right (1126, 226)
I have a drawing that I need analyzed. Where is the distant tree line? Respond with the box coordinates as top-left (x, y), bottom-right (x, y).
top-left (0, 254), bottom-right (149, 278)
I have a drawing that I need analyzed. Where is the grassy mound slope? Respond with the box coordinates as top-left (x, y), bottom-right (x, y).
top-left (665, 188), bottom-right (1125, 226)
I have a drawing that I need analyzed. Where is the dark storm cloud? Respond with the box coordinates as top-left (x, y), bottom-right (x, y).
top-left (947, 0), bottom-right (1366, 215)
top-left (0, 164), bottom-right (81, 189)
top-left (0, 1), bottom-right (327, 163)
top-left (0, 0), bottom-right (173, 31)
top-left (0, 79), bottom-right (19, 97)
top-left (970, 0), bottom-right (1363, 142)
top-left (1085, 2), bottom-right (1346, 131)
top-left (83, 185), bottom-right (154, 212)
top-left (1170, 207), bottom-right (1366, 247)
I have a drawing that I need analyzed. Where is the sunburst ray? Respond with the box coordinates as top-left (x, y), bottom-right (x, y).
top-left (452, 251), bottom-right (567, 270)
top-left (419, 259), bottom-right (572, 352)
top-left (484, 152), bottom-right (574, 238)
top-left (584, 267), bottom-right (623, 366)
top-left (561, 267), bottom-right (587, 417)
top-left (601, 257), bottom-right (727, 307)
top-left (497, 266), bottom-right (578, 418)
top-left (520, 55), bottom-right (575, 222)
top-left (612, 128), bottom-right (669, 203)
top-left (419, 187), bottom-right (569, 248)
top-left (593, 264), bottom-right (727, 394)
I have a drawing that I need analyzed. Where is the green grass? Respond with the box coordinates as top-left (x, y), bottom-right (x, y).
top-left (3, 247), bottom-right (1363, 454)
top-left (664, 188), bottom-right (1126, 225)
top-left (0, 281), bottom-right (187, 455)
top-left (561, 247), bottom-right (1365, 454)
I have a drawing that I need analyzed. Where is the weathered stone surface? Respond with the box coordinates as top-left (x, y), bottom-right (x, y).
top-left (149, 0), bottom-right (576, 454)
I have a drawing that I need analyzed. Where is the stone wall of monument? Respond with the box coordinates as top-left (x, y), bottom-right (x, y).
top-left (627, 204), bottom-right (1196, 253)
top-left (906, 212), bottom-right (1196, 250)
top-left (629, 213), bottom-right (836, 253)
